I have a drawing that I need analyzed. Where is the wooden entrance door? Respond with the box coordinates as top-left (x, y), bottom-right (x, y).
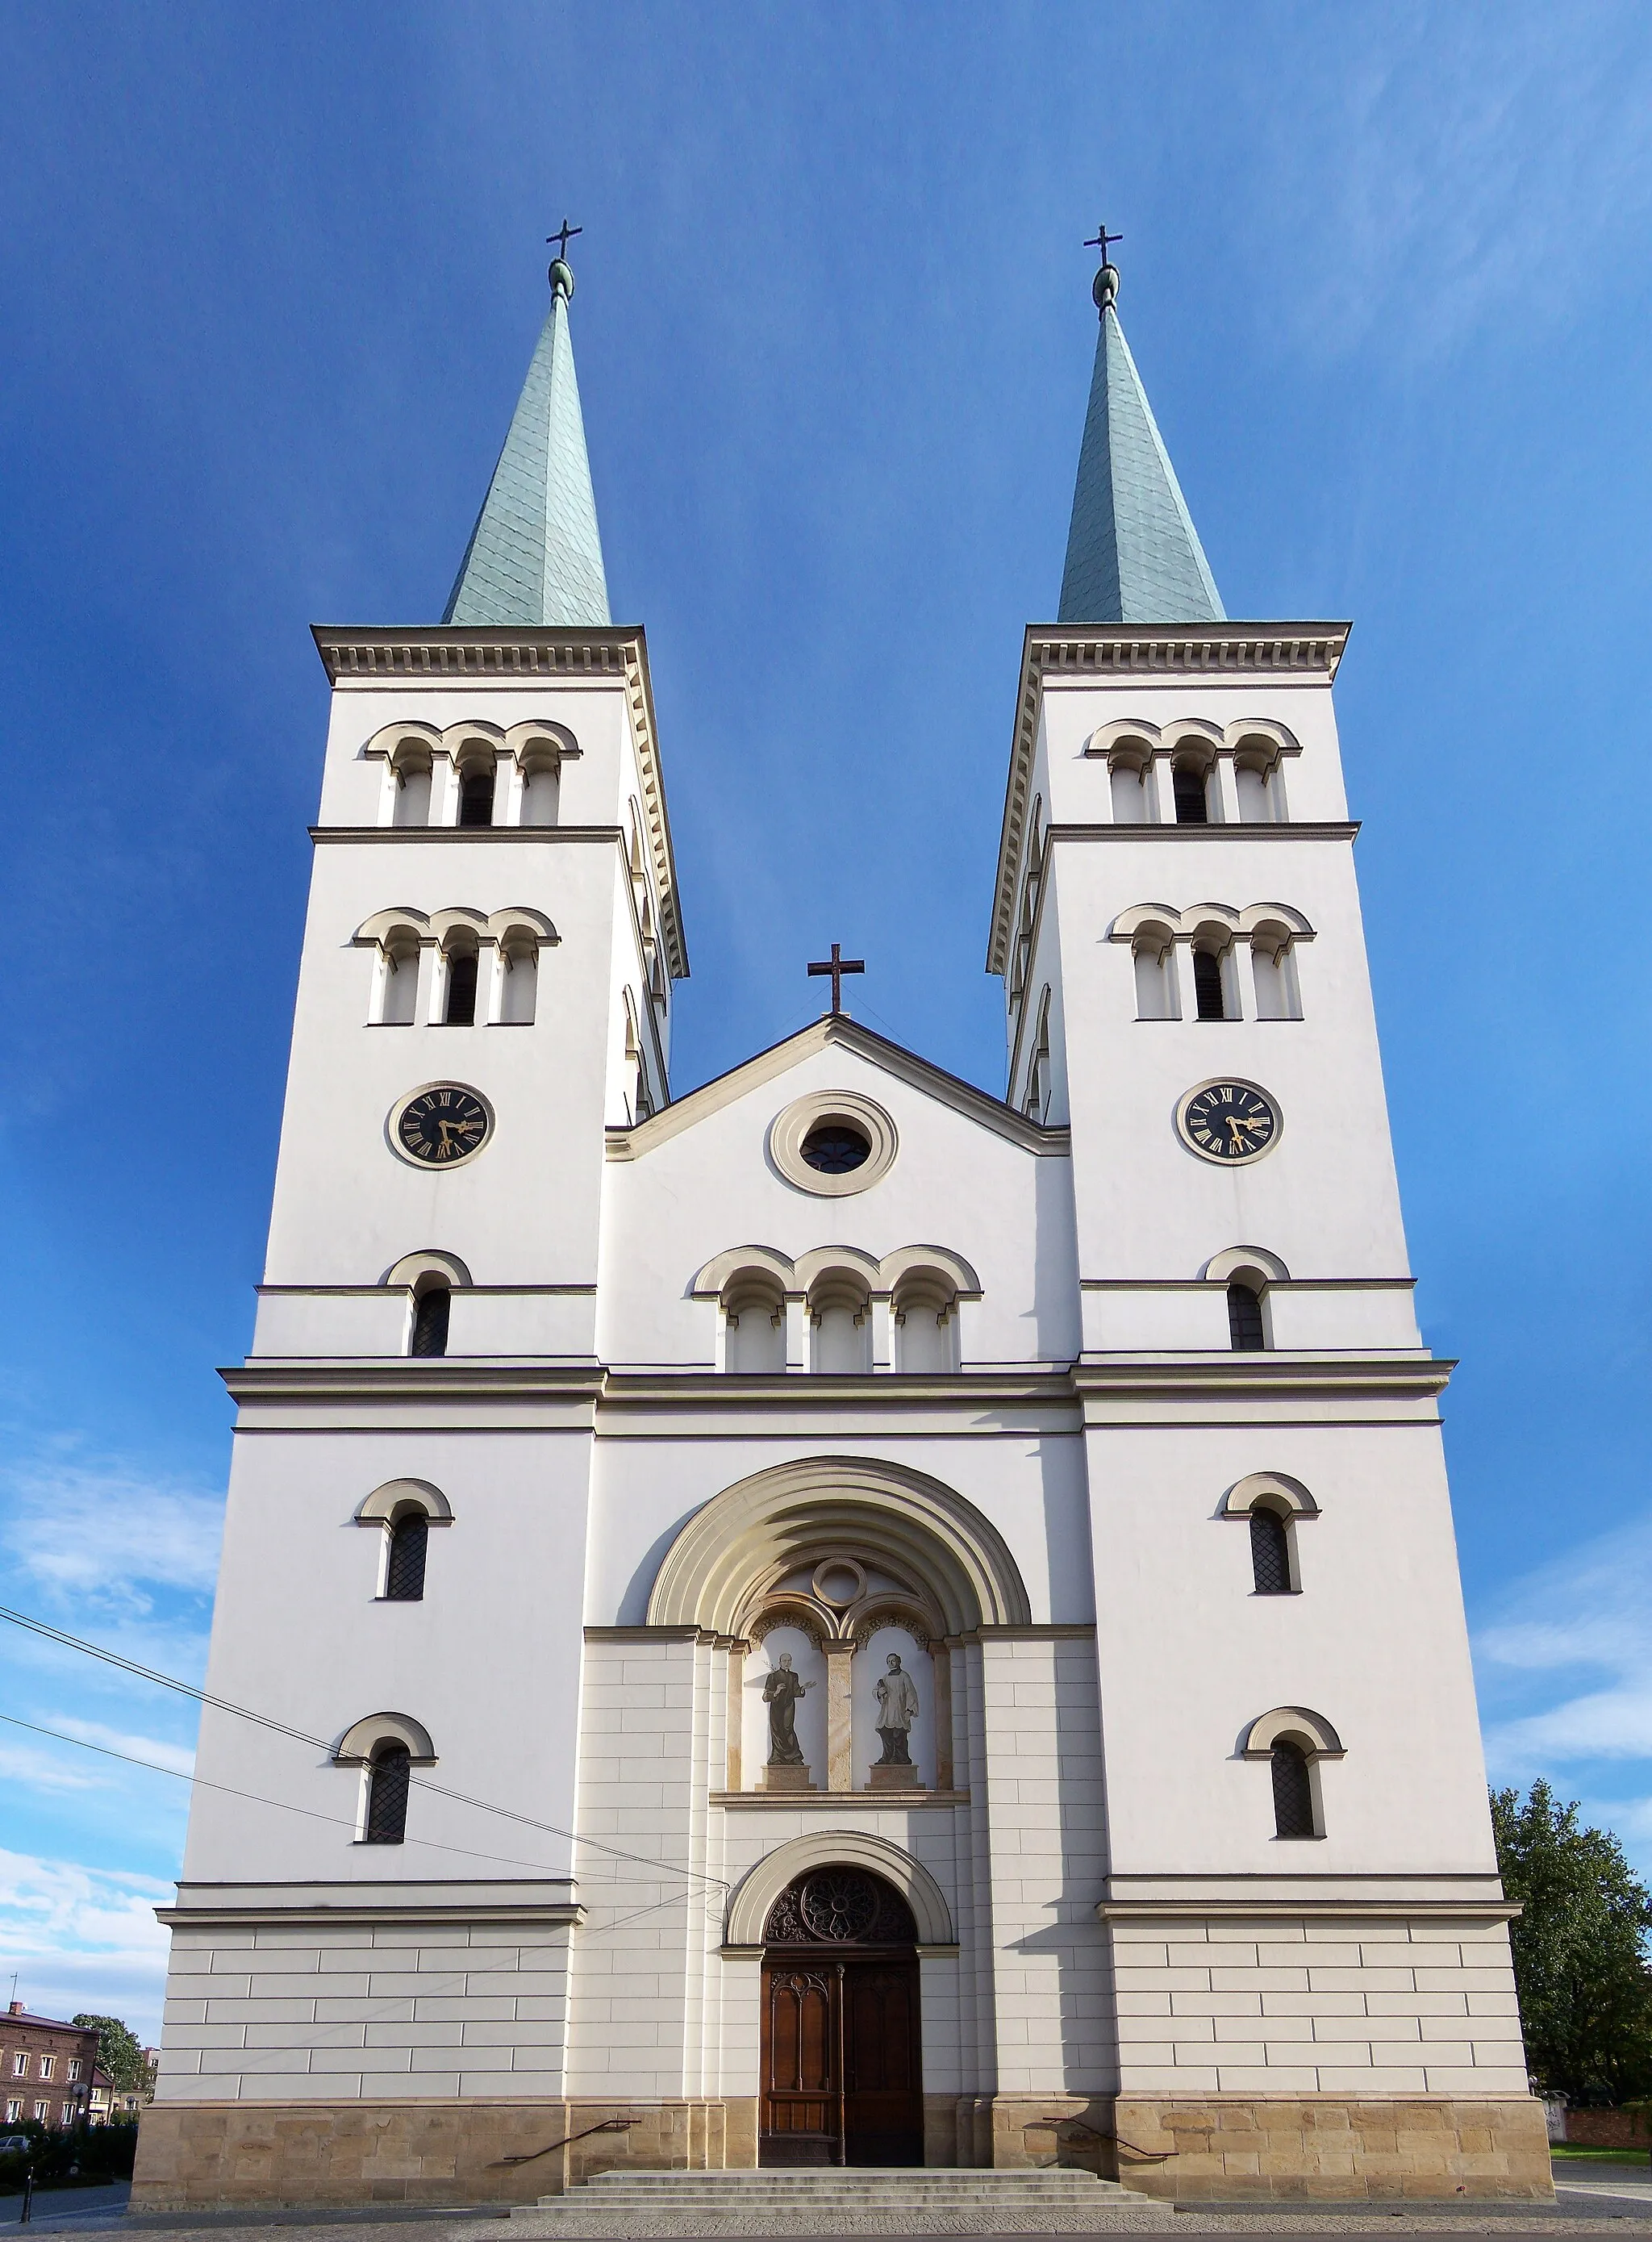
top-left (759, 1868), bottom-right (924, 2168)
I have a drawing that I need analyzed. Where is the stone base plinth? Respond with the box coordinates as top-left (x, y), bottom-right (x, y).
top-left (131, 2098), bottom-right (756, 2208)
top-left (1035, 2095), bottom-right (1554, 2201)
top-left (866, 1761), bottom-right (924, 1791)
top-left (759, 1764), bottom-right (816, 1792)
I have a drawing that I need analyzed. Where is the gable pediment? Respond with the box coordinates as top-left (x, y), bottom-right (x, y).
top-left (605, 1016), bottom-right (1068, 1162)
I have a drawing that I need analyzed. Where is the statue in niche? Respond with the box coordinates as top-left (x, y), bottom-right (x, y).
top-left (874, 1651), bottom-right (920, 1765)
top-left (763, 1651), bottom-right (816, 1766)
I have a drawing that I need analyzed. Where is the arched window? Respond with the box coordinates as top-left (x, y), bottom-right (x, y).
top-left (411, 1285), bottom-right (450, 1359)
top-left (364, 1743), bottom-right (411, 1845)
top-left (1251, 933), bottom-right (1303, 1021)
top-left (383, 1511), bottom-right (428, 1601)
top-left (1270, 1739), bottom-right (1316, 1839)
top-left (498, 933), bottom-right (537, 1025)
top-left (1249, 1505), bottom-right (1291, 1594)
top-left (724, 1273), bottom-right (786, 1373)
top-left (1227, 1281), bottom-right (1266, 1351)
top-left (518, 752), bottom-right (560, 828)
top-left (1173, 758), bottom-right (1211, 825)
top-left (1133, 932), bottom-right (1179, 1021)
top-left (810, 1274), bottom-right (871, 1375)
top-left (893, 1273), bottom-right (958, 1374)
top-left (390, 743), bottom-right (432, 829)
top-left (442, 945), bottom-right (478, 1026)
top-left (1192, 946), bottom-right (1229, 1021)
top-left (378, 931), bottom-right (420, 1025)
top-left (458, 761), bottom-right (495, 829)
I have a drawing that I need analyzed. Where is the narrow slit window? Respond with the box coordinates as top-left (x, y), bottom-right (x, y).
top-left (384, 1512), bottom-right (428, 1601)
top-left (459, 768), bottom-right (495, 828)
top-left (1227, 1282), bottom-right (1266, 1351)
top-left (1270, 1740), bottom-right (1316, 1838)
top-left (1193, 949), bottom-right (1227, 1021)
top-left (364, 1743), bottom-right (411, 1844)
top-left (444, 953), bottom-right (478, 1025)
top-left (1249, 1507), bottom-right (1291, 1593)
top-left (1173, 762), bottom-right (1210, 825)
top-left (411, 1287), bottom-right (450, 1358)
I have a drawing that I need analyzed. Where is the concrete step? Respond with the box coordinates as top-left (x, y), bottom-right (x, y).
top-left (504, 2164), bottom-right (1173, 2235)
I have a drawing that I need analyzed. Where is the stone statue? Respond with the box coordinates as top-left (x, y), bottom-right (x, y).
top-left (874, 1651), bottom-right (920, 1765)
top-left (763, 1652), bottom-right (815, 1766)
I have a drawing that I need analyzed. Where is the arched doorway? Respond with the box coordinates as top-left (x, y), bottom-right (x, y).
top-left (760, 1865), bottom-right (924, 2168)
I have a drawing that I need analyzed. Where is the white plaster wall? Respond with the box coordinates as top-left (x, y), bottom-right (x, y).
top-left (583, 1430), bottom-right (1097, 1631)
top-left (1087, 1420), bottom-right (1496, 1877)
top-left (595, 1043), bottom-right (1080, 1370)
top-left (180, 1429), bottom-right (592, 1886)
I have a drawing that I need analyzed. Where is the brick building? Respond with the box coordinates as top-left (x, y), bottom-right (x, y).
top-left (1, 2002), bottom-right (98, 2131)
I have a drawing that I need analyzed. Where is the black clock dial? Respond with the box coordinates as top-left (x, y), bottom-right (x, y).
top-left (392, 1084), bottom-right (492, 1167)
top-left (1177, 1079), bottom-right (1280, 1164)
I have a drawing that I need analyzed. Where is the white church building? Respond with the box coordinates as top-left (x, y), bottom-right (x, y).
top-left (135, 246), bottom-right (1551, 2206)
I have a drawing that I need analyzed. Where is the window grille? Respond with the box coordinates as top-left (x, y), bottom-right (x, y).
top-left (1227, 1281), bottom-right (1265, 1350)
top-left (385, 1512), bottom-right (428, 1601)
top-left (1270, 1740), bottom-right (1316, 1838)
top-left (411, 1287), bottom-right (450, 1358)
top-left (444, 953), bottom-right (478, 1025)
top-left (458, 770), bottom-right (495, 827)
top-left (1173, 763), bottom-right (1209, 825)
top-left (1249, 1507), bottom-right (1291, 1593)
top-left (365, 1743), bottom-right (411, 1844)
top-left (1193, 949), bottom-right (1226, 1020)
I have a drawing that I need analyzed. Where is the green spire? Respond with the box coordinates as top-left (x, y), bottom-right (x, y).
top-left (443, 258), bottom-right (611, 628)
top-left (1058, 263), bottom-right (1224, 626)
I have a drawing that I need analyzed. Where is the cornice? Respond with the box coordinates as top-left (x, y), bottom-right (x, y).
top-left (222, 1359), bottom-right (606, 1409)
top-left (607, 1013), bottom-right (1070, 1161)
top-left (308, 825), bottom-right (624, 845)
top-left (987, 620), bottom-right (1351, 975)
top-left (1072, 1353), bottom-right (1454, 1406)
top-left (1097, 1899), bottom-right (1518, 1923)
top-left (311, 624), bottom-right (687, 980)
top-left (598, 1368), bottom-right (1080, 1413)
top-left (1046, 820), bottom-right (1359, 845)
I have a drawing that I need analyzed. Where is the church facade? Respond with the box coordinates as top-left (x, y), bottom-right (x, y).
top-left (134, 249), bottom-right (1551, 2207)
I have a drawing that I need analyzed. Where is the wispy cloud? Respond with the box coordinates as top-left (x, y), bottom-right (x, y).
top-left (0, 1849), bottom-right (172, 2041)
top-left (1258, 6), bottom-right (1652, 365)
top-left (1476, 1513), bottom-right (1652, 1775)
top-left (0, 1451), bottom-right (223, 1616)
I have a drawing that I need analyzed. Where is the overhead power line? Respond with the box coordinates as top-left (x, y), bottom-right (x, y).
top-left (0, 1602), bottom-right (727, 1893)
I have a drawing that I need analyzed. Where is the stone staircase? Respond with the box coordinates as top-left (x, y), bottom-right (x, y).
top-left (503, 2165), bottom-right (1173, 2234)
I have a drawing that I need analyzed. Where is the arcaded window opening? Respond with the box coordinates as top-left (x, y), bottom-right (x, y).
top-left (1249, 1505), bottom-right (1292, 1594)
top-left (383, 1511), bottom-right (428, 1602)
top-left (1270, 1739), bottom-right (1318, 1839)
top-left (411, 1284), bottom-right (450, 1359)
top-left (363, 1743), bottom-right (411, 1845)
top-left (1227, 1281), bottom-right (1266, 1351)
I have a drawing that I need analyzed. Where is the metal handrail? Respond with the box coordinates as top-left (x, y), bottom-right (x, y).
top-left (493, 2115), bottom-right (639, 2168)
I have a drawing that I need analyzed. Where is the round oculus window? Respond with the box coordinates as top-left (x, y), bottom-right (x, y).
top-left (768, 1092), bottom-right (899, 1196)
top-left (799, 1122), bottom-right (871, 1175)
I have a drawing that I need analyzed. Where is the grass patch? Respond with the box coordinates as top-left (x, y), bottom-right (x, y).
top-left (1553, 2144), bottom-right (1652, 2162)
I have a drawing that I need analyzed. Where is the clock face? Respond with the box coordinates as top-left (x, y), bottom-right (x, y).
top-left (390, 1083), bottom-right (494, 1169)
top-left (1175, 1079), bottom-right (1282, 1165)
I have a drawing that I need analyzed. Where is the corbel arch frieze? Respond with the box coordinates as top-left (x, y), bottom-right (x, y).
top-left (648, 1457), bottom-right (1032, 1639)
top-left (486, 905), bottom-right (558, 946)
top-left (794, 1245), bottom-right (883, 1294)
top-left (506, 718), bottom-right (580, 764)
top-left (1108, 903), bottom-right (1316, 945)
top-left (691, 1245), bottom-right (796, 1300)
top-left (724, 1831), bottom-right (955, 1949)
top-left (353, 907), bottom-right (430, 947)
top-left (1083, 716), bottom-right (1302, 762)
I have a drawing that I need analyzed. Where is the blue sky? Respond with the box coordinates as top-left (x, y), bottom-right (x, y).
top-left (3, 2), bottom-right (1652, 2040)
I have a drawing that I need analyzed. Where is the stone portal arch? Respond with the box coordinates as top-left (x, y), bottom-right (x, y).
top-left (725, 1830), bottom-right (956, 1951)
top-left (647, 1455), bottom-right (1031, 1640)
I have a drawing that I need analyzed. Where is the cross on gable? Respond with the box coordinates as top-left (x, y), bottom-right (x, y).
top-left (807, 942), bottom-right (865, 1016)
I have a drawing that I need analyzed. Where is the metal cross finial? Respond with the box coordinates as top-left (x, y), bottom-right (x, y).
top-left (546, 219), bottom-right (582, 261)
top-left (1084, 222), bottom-right (1123, 264)
top-left (807, 942), bottom-right (866, 1016)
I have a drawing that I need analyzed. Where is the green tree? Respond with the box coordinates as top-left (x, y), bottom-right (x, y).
top-left (1491, 1781), bottom-right (1652, 2100)
top-left (70, 2014), bottom-right (150, 2098)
